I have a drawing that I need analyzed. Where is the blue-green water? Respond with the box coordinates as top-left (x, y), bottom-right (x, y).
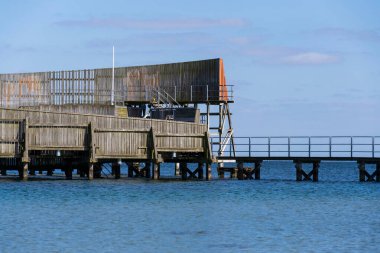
top-left (0, 161), bottom-right (379, 253)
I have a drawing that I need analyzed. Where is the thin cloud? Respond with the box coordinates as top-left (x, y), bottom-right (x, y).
top-left (314, 27), bottom-right (380, 42)
top-left (55, 18), bottom-right (248, 30)
top-left (281, 52), bottom-right (339, 65)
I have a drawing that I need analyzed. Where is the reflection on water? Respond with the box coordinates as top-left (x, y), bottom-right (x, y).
top-left (0, 161), bottom-right (379, 253)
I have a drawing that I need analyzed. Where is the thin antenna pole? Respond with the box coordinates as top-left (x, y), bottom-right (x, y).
top-left (111, 46), bottom-right (115, 105)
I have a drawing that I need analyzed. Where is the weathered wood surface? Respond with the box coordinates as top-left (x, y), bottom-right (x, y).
top-left (0, 58), bottom-right (229, 108)
top-left (0, 107), bottom-right (208, 160)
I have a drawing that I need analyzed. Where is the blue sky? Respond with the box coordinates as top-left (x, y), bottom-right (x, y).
top-left (0, 0), bottom-right (379, 136)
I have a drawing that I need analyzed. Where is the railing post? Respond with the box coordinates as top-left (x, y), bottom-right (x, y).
top-left (288, 137), bottom-right (290, 157)
top-left (268, 137), bottom-right (271, 157)
top-left (372, 137), bottom-right (375, 158)
top-left (190, 85), bottom-right (193, 102)
top-left (249, 137), bottom-right (251, 157)
top-left (350, 137), bottom-right (353, 158)
top-left (206, 85), bottom-right (209, 101)
top-left (329, 137), bottom-right (332, 157)
top-left (174, 86), bottom-right (176, 101)
top-left (308, 137), bottom-right (311, 157)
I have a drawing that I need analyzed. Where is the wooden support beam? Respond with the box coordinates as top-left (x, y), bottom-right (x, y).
top-left (65, 160), bottom-right (73, 180)
top-left (206, 163), bottom-right (212, 181)
top-left (127, 162), bottom-right (134, 177)
top-left (19, 162), bottom-right (29, 180)
top-left (295, 162), bottom-right (303, 181)
top-left (145, 162), bottom-right (151, 178)
top-left (112, 162), bottom-right (120, 179)
top-left (254, 161), bottom-right (262, 180)
top-left (174, 163), bottom-right (180, 176)
top-left (153, 163), bottom-right (160, 180)
top-left (313, 162), bottom-right (319, 182)
top-left (358, 162), bottom-right (365, 182)
top-left (88, 163), bottom-right (94, 180)
top-left (197, 163), bottom-right (204, 179)
top-left (180, 162), bottom-right (187, 180)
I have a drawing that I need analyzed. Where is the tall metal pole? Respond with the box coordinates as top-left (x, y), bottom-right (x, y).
top-left (111, 46), bottom-right (115, 105)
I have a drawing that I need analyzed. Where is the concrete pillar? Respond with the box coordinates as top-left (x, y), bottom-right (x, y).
top-left (19, 163), bottom-right (29, 180)
top-left (88, 163), bottom-right (94, 180)
top-left (113, 162), bottom-right (121, 179)
top-left (153, 163), bottom-right (160, 180)
top-left (206, 163), bottom-right (212, 181)
top-left (180, 162), bottom-right (187, 180)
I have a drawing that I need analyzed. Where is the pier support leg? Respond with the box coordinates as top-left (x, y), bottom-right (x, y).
top-left (254, 161), bottom-right (261, 180)
top-left (376, 163), bottom-right (380, 183)
top-left (218, 167), bottom-right (225, 179)
top-left (312, 162), bottom-right (319, 182)
top-left (65, 161), bottom-right (73, 180)
top-left (47, 168), bottom-right (53, 176)
top-left (88, 163), bottom-right (94, 180)
top-left (153, 163), bottom-right (160, 180)
top-left (1, 169), bottom-right (6, 176)
top-left (175, 163), bottom-right (180, 176)
top-left (19, 163), bottom-right (29, 180)
top-left (197, 163), bottom-right (204, 179)
top-left (206, 163), bottom-right (212, 181)
top-left (180, 162), bottom-right (187, 180)
top-left (236, 162), bottom-right (244, 179)
top-left (127, 162), bottom-right (134, 178)
top-left (295, 162), bottom-right (303, 181)
top-left (30, 169), bottom-right (36, 176)
top-left (145, 163), bottom-right (151, 178)
top-left (113, 162), bottom-right (120, 179)
top-left (358, 162), bottom-right (365, 182)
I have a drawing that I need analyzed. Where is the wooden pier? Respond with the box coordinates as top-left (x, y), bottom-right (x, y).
top-left (0, 58), bottom-right (378, 182)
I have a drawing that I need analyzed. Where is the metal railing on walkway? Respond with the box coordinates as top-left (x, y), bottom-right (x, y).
top-left (211, 136), bottom-right (380, 159)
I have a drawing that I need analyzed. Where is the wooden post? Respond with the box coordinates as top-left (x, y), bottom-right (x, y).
top-left (145, 162), bottom-right (151, 178)
top-left (254, 161), bottom-right (261, 180)
top-left (47, 168), bottom-right (53, 176)
top-left (295, 162), bottom-right (302, 181)
top-left (65, 160), bottom-right (73, 180)
top-left (218, 167), bottom-right (225, 179)
top-left (113, 162), bottom-right (120, 179)
top-left (206, 163), bottom-right (212, 181)
top-left (30, 169), bottom-right (36, 176)
top-left (153, 163), bottom-right (160, 180)
top-left (180, 162), bottom-right (187, 180)
top-left (197, 163), bottom-right (204, 179)
top-left (88, 163), bottom-right (94, 180)
top-left (236, 161), bottom-right (244, 179)
top-left (313, 161), bottom-right (320, 182)
top-left (19, 162), bottom-right (29, 180)
top-left (20, 117), bottom-right (29, 180)
top-left (1, 169), bottom-right (6, 176)
top-left (127, 162), bottom-right (134, 177)
top-left (358, 161), bottom-right (365, 182)
top-left (174, 163), bottom-right (180, 176)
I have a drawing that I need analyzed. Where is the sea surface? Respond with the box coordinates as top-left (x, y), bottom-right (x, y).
top-left (0, 161), bottom-right (379, 253)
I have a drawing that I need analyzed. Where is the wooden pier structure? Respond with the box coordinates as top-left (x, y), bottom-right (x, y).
top-left (0, 58), bottom-right (379, 182)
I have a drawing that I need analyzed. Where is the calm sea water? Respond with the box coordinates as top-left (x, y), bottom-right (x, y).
top-left (0, 161), bottom-right (379, 253)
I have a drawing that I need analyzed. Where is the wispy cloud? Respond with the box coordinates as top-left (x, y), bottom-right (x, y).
top-left (314, 27), bottom-right (380, 42)
top-left (55, 17), bottom-right (248, 30)
top-left (243, 46), bottom-right (340, 65)
top-left (281, 52), bottom-right (339, 65)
